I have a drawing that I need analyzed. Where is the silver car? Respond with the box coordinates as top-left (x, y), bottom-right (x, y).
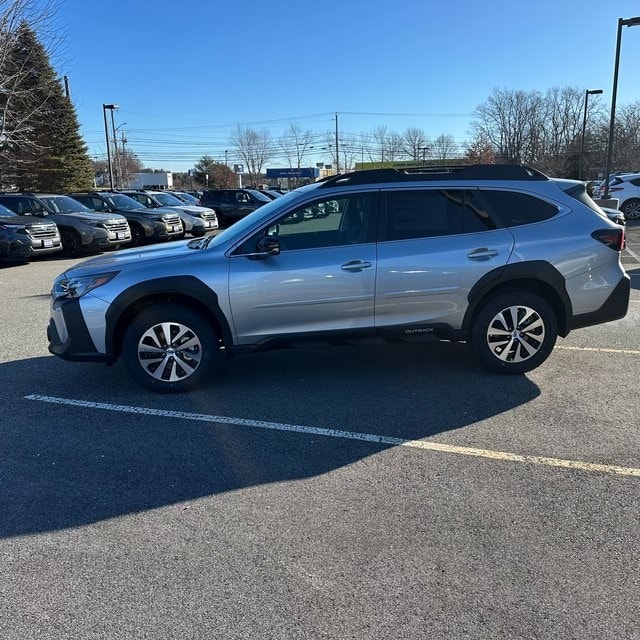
top-left (48, 165), bottom-right (630, 392)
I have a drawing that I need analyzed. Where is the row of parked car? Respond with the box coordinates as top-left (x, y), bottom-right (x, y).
top-left (0, 187), bottom-right (294, 264)
top-left (0, 190), bottom-right (221, 263)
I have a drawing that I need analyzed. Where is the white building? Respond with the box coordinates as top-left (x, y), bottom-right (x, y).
top-left (129, 172), bottom-right (173, 190)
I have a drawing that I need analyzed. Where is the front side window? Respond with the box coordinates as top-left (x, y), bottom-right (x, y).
top-left (385, 189), bottom-right (496, 241)
top-left (235, 193), bottom-right (376, 254)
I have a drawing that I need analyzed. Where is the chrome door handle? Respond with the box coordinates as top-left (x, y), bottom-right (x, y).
top-left (341, 260), bottom-right (373, 271)
top-left (467, 248), bottom-right (499, 260)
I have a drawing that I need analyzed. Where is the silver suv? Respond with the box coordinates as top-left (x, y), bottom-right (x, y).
top-left (48, 165), bottom-right (630, 392)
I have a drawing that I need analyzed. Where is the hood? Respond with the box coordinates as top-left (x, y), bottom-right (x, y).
top-left (0, 215), bottom-right (57, 227)
top-left (64, 238), bottom-right (196, 277)
top-left (55, 211), bottom-right (125, 223)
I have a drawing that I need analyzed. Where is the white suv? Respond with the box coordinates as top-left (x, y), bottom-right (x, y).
top-left (607, 173), bottom-right (640, 219)
top-left (48, 164), bottom-right (630, 393)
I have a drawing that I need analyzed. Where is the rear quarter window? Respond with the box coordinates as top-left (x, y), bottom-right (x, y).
top-left (480, 190), bottom-right (558, 227)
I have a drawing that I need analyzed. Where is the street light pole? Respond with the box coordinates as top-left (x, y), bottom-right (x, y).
top-left (603, 16), bottom-right (640, 198)
top-left (102, 103), bottom-right (118, 190)
top-left (109, 108), bottom-right (119, 189)
top-left (579, 89), bottom-right (602, 181)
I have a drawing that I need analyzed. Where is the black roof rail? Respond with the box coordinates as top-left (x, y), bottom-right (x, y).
top-left (318, 164), bottom-right (548, 188)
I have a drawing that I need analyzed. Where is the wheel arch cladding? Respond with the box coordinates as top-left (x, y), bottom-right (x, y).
top-left (463, 261), bottom-right (572, 338)
top-left (105, 276), bottom-right (232, 357)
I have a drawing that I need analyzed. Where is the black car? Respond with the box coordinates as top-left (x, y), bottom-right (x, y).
top-left (0, 202), bottom-right (62, 262)
top-left (198, 188), bottom-right (271, 226)
top-left (0, 193), bottom-right (131, 257)
top-left (69, 192), bottom-right (184, 246)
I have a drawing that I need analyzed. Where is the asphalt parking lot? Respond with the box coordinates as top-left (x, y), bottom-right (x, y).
top-left (1, 224), bottom-right (639, 639)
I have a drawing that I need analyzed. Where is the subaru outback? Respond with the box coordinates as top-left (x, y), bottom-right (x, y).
top-left (48, 165), bottom-right (629, 393)
top-left (0, 193), bottom-right (131, 257)
top-left (0, 203), bottom-right (62, 261)
top-left (70, 192), bottom-right (184, 246)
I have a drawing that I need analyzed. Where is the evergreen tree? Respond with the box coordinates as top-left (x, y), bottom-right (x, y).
top-left (6, 23), bottom-right (93, 191)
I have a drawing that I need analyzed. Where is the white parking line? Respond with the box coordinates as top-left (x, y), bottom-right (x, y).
top-left (624, 246), bottom-right (640, 263)
top-left (23, 394), bottom-right (640, 478)
top-left (556, 345), bottom-right (640, 355)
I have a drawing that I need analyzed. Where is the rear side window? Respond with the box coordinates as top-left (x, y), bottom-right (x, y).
top-left (630, 177), bottom-right (640, 186)
top-left (385, 189), bottom-right (496, 241)
top-left (480, 190), bottom-right (558, 227)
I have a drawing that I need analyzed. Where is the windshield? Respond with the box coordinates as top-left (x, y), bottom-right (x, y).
top-left (104, 194), bottom-right (147, 211)
top-left (175, 192), bottom-right (198, 204)
top-left (0, 203), bottom-right (18, 216)
top-left (246, 189), bottom-right (273, 203)
top-left (153, 193), bottom-right (184, 206)
top-left (40, 196), bottom-right (93, 213)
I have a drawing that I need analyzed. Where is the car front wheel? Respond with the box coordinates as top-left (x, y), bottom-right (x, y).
top-left (471, 292), bottom-right (557, 374)
top-left (122, 304), bottom-right (219, 392)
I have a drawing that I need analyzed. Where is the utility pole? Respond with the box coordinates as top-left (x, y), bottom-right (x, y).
top-left (335, 112), bottom-right (339, 174)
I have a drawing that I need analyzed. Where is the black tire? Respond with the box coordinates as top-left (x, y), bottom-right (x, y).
top-left (621, 198), bottom-right (640, 220)
top-left (129, 224), bottom-right (145, 247)
top-left (470, 292), bottom-right (557, 375)
top-left (60, 230), bottom-right (81, 258)
top-left (122, 304), bottom-right (219, 393)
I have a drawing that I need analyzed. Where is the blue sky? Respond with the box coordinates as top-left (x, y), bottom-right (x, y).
top-left (52, 0), bottom-right (640, 172)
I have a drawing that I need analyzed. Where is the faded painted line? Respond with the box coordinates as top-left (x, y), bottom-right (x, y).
top-left (624, 245), bottom-right (640, 263)
top-left (23, 394), bottom-right (640, 478)
top-left (556, 345), bottom-right (640, 355)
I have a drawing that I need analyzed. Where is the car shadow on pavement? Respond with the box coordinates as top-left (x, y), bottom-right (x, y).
top-left (0, 342), bottom-right (540, 538)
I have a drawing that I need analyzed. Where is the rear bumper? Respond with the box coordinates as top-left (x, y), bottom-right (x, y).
top-left (568, 273), bottom-right (630, 331)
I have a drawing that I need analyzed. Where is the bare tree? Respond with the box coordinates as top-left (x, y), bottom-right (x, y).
top-left (230, 125), bottom-right (274, 186)
top-left (278, 122), bottom-right (313, 186)
top-left (473, 88), bottom-right (545, 164)
top-left (370, 125), bottom-right (388, 164)
top-left (612, 101), bottom-right (640, 172)
top-left (385, 131), bottom-right (404, 162)
top-left (431, 134), bottom-right (458, 162)
top-left (537, 86), bottom-right (585, 175)
top-left (401, 127), bottom-right (429, 161)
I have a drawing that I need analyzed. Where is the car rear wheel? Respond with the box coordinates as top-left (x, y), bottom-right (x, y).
top-left (122, 304), bottom-right (219, 393)
top-left (471, 292), bottom-right (557, 374)
top-left (621, 198), bottom-right (640, 220)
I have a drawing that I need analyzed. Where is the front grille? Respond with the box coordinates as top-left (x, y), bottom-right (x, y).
top-left (27, 223), bottom-right (58, 239)
top-left (102, 219), bottom-right (130, 233)
top-left (201, 211), bottom-right (217, 222)
top-left (161, 214), bottom-right (181, 226)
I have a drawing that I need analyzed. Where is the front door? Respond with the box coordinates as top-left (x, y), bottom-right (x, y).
top-left (228, 192), bottom-right (378, 344)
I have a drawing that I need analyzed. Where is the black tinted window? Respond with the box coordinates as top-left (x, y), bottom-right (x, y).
top-left (630, 177), bottom-right (640, 186)
top-left (480, 190), bottom-right (558, 226)
top-left (386, 189), bottom-right (496, 241)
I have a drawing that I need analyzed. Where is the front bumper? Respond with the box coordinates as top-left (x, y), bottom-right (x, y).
top-left (48, 298), bottom-right (114, 363)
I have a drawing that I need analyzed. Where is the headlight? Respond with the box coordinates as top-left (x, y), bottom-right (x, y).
top-left (52, 271), bottom-right (119, 300)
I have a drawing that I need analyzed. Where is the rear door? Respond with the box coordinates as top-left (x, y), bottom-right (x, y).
top-left (375, 188), bottom-right (514, 332)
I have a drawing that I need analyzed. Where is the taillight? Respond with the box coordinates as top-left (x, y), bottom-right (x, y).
top-left (592, 228), bottom-right (625, 251)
